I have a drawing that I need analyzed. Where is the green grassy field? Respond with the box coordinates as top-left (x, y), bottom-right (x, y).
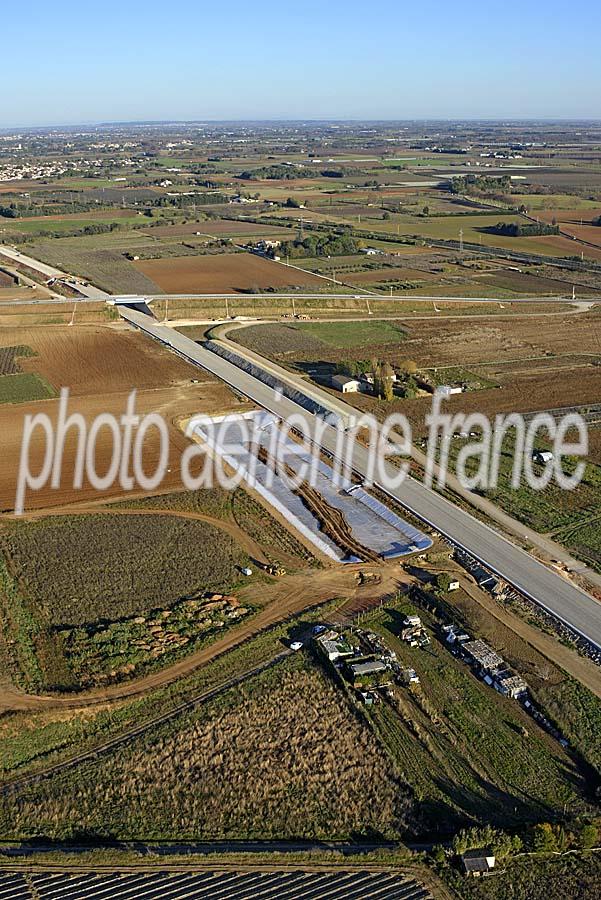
top-left (0, 372), bottom-right (56, 404)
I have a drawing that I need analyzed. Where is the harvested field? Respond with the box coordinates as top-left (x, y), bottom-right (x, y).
top-left (0, 659), bottom-right (408, 840)
top-left (533, 234), bottom-right (601, 261)
top-left (0, 286), bottom-right (48, 302)
top-left (298, 319), bottom-right (406, 347)
top-left (0, 383), bottom-right (239, 511)
top-left (0, 327), bottom-right (240, 511)
top-left (398, 310), bottom-right (601, 367)
top-left (561, 223), bottom-right (601, 248)
top-left (0, 513), bottom-right (245, 626)
top-left (0, 325), bottom-right (200, 396)
top-left (135, 252), bottom-right (325, 293)
top-left (474, 268), bottom-right (598, 296)
top-left (234, 310), bottom-right (601, 371)
top-left (346, 266), bottom-right (438, 284)
top-left (229, 322), bottom-right (327, 358)
top-left (537, 207), bottom-right (601, 224)
top-left (356, 369), bottom-right (601, 439)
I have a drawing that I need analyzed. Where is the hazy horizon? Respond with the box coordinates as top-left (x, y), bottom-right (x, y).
top-left (4, 0), bottom-right (600, 128)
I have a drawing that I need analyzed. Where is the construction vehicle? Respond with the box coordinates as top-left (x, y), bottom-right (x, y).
top-left (260, 562), bottom-right (287, 577)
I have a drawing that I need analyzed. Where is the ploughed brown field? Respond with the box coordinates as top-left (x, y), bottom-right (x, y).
top-left (560, 224), bottom-right (601, 249)
top-left (3, 325), bottom-right (198, 395)
top-left (388, 368), bottom-right (601, 439)
top-left (537, 208), bottom-right (601, 225)
top-left (0, 325), bottom-right (239, 510)
top-left (538, 234), bottom-right (601, 261)
top-left (134, 253), bottom-right (325, 293)
top-left (397, 310), bottom-right (601, 366)
top-left (474, 268), bottom-right (598, 296)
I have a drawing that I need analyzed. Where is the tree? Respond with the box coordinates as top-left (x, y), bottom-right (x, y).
top-left (436, 573), bottom-right (452, 593)
top-left (431, 844), bottom-right (447, 864)
top-left (531, 822), bottom-right (558, 853)
top-left (422, 206), bottom-right (430, 216)
top-left (576, 822), bottom-right (599, 849)
top-left (381, 362), bottom-right (395, 401)
top-left (398, 359), bottom-right (418, 375)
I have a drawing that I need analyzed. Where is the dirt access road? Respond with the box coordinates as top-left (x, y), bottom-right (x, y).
top-left (0, 497), bottom-right (383, 711)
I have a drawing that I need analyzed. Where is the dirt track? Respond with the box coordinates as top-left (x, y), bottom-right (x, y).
top-left (0, 500), bottom-right (360, 711)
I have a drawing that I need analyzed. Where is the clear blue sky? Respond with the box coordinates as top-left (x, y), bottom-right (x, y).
top-left (4, 0), bottom-right (600, 126)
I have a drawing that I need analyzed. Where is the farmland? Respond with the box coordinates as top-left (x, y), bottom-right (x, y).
top-left (0, 324), bottom-right (239, 510)
top-left (230, 311), bottom-right (601, 566)
top-left (0, 513), bottom-right (246, 626)
top-left (0, 372), bottom-right (56, 404)
top-left (134, 252), bottom-right (326, 293)
top-left (25, 240), bottom-right (163, 294)
top-left (0, 512), bottom-right (253, 690)
top-left (0, 326), bottom-right (199, 396)
top-left (1, 120), bottom-right (601, 879)
top-left (0, 658), bottom-right (409, 841)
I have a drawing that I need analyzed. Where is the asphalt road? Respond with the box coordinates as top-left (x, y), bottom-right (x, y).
top-left (121, 306), bottom-right (601, 650)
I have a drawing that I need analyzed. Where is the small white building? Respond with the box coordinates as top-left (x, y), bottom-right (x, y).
top-left (331, 374), bottom-right (361, 393)
top-left (439, 385), bottom-right (463, 397)
top-left (533, 450), bottom-right (554, 465)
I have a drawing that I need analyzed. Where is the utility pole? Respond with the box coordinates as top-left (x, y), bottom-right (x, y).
top-left (366, 297), bottom-right (372, 315)
top-left (225, 296), bottom-right (229, 318)
top-left (164, 296), bottom-right (169, 322)
top-left (292, 296), bottom-right (296, 317)
top-left (68, 303), bottom-right (76, 326)
top-left (459, 228), bottom-right (464, 253)
top-left (572, 285), bottom-right (576, 301)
